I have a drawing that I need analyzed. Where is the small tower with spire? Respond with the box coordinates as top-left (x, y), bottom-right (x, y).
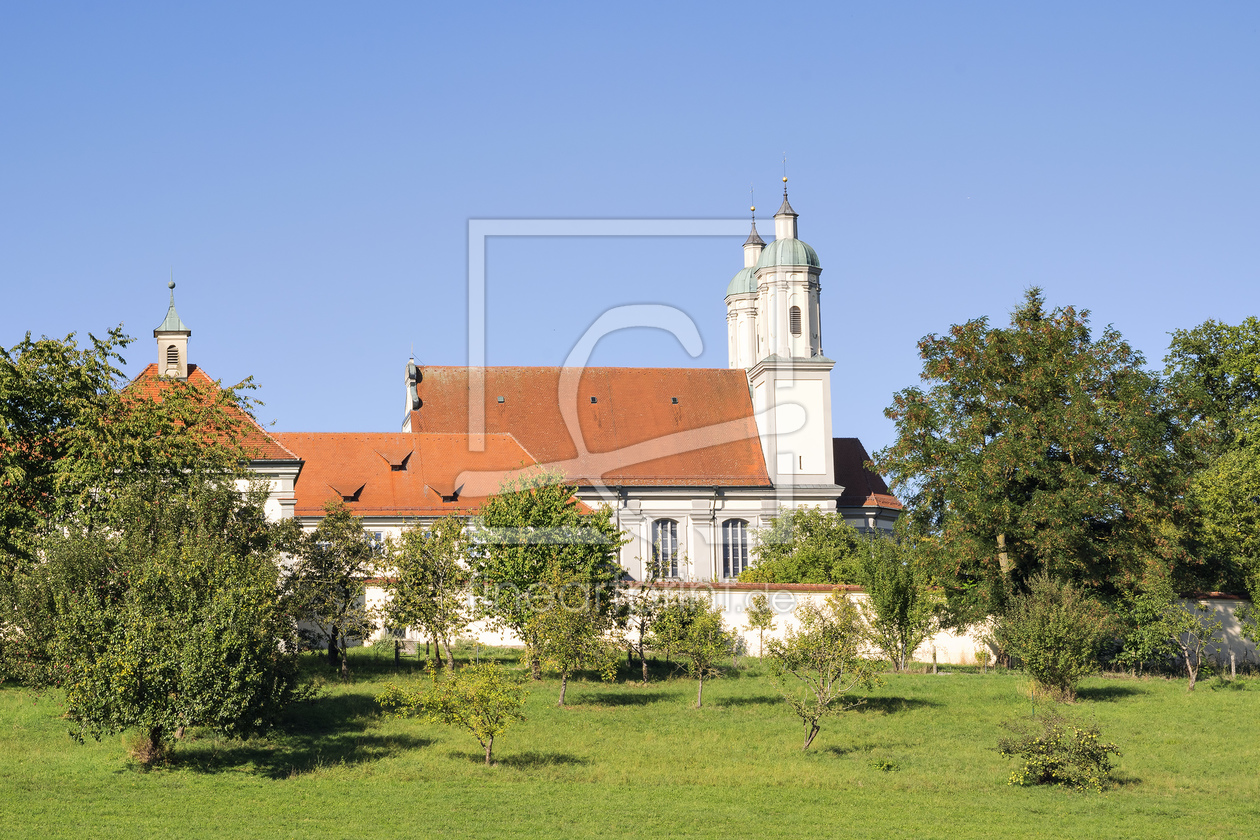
top-left (155, 281), bottom-right (191, 379)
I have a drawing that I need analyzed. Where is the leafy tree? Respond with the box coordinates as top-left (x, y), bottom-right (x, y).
top-left (649, 594), bottom-right (705, 667)
top-left (669, 596), bottom-right (734, 708)
top-left (472, 470), bottom-right (626, 680)
top-left (745, 593), bottom-right (776, 658)
top-left (379, 662), bottom-right (528, 766)
top-left (289, 500), bottom-right (380, 677)
top-left (381, 517), bottom-right (471, 670)
top-left (527, 566), bottom-right (620, 705)
top-left (993, 572), bottom-right (1113, 701)
top-left (1114, 574), bottom-right (1182, 675)
top-left (875, 289), bottom-right (1186, 623)
top-left (31, 479), bottom-right (303, 762)
top-left (1165, 317), bottom-right (1260, 595)
top-left (857, 533), bottom-right (940, 671)
top-left (738, 507), bottom-right (862, 584)
top-left (1167, 601), bottom-right (1224, 691)
top-left (0, 327), bottom-right (128, 570)
top-left (0, 327), bottom-right (259, 578)
top-left (766, 591), bottom-right (881, 750)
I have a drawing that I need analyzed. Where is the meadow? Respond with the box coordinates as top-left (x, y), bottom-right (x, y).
top-left (1, 649), bottom-right (1257, 839)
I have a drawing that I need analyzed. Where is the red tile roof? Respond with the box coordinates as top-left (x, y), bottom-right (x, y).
top-left (273, 432), bottom-right (540, 516)
top-left (128, 363), bottom-right (299, 462)
top-left (408, 366), bottom-right (771, 487)
top-left (833, 437), bottom-right (902, 510)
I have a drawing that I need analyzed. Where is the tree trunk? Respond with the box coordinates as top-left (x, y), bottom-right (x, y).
top-left (327, 633), bottom-right (339, 668)
top-left (558, 669), bottom-right (568, 706)
top-left (443, 637), bottom-right (454, 671)
top-left (484, 735), bottom-right (494, 766)
top-left (802, 721), bottom-right (820, 751)
top-left (696, 673), bottom-right (705, 708)
top-left (394, 639), bottom-right (400, 665)
top-left (640, 645), bottom-right (649, 684)
top-left (431, 635), bottom-right (441, 668)
top-left (529, 649), bottom-right (542, 681)
top-left (997, 533), bottom-right (1011, 576)
top-left (339, 636), bottom-right (349, 679)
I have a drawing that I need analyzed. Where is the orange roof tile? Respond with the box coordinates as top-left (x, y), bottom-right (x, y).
top-left (833, 437), bottom-right (903, 511)
top-left (273, 432), bottom-right (540, 516)
top-left (128, 363), bottom-right (299, 462)
top-left (408, 366), bottom-right (771, 487)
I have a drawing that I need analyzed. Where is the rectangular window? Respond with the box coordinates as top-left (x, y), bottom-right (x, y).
top-left (651, 519), bottom-right (679, 579)
top-left (722, 519), bottom-right (749, 579)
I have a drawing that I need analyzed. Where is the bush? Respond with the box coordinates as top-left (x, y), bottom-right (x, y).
top-left (993, 572), bottom-right (1113, 700)
top-left (738, 507), bottom-right (862, 584)
top-left (998, 711), bottom-right (1121, 791)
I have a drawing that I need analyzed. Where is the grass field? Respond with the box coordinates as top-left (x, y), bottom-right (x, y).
top-left (2, 649), bottom-right (1258, 839)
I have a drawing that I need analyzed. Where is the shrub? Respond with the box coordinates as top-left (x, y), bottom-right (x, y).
top-left (993, 572), bottom-right (1112, 700)
top-left (378, 662), bottom-right (528, 765)
top-left (998, 711), bottom-right (1120, 792)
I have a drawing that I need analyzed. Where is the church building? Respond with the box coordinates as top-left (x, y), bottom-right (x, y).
top-left (135, 183), bottom-right (901, 582)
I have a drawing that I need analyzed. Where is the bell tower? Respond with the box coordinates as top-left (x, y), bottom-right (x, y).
top-left (743, 178), bottom-right (836, 488)
top-left (154, 281), bottom-right (191, 379)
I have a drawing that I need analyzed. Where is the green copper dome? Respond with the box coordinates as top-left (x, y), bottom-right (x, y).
top-left (725, 266), bottom-right (757, 298)
top-left (755, 237), bottom-right (820, 270)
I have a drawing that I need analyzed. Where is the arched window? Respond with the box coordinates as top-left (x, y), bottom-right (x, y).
top-left (166, 344), bottom-right (179, 368)
top-left (789, 306), bottom-right (802, 336)
top-left (722, 519), bottom-right (750, 579)
top-left (651, 518), bottom-right (679, 579)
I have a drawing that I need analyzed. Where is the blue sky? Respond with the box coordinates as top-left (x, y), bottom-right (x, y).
top-left (2, 2), bottom-right (1257, 454)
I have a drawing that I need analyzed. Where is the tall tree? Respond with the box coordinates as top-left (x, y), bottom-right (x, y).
top-left (876, 289), bottom-right (1186, 623)
top-left (0, 328), bottom-right (128, 569)
top-left (288, 500), bottom-right (380, 677)
top-left (382, 517), bottom-right (472, 670)
top-left (1, 327), bottom-right (262, 582)
top-left (1165, 316), bottom-right (1260, 596)
top-left (472, 470), bottom-right (626, 680)
top-left (738, 507), bottom-right (863, 585)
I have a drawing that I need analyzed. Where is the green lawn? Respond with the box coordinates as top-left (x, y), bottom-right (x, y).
top-left (2, 650), bottom-right (1257, 839)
